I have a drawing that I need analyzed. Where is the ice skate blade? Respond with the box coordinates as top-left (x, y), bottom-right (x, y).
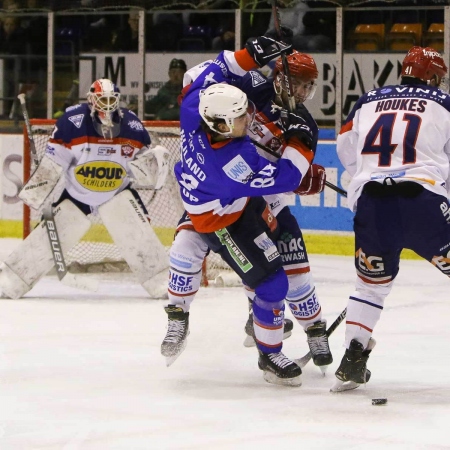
top-left (163, 340), bottom-right (188, 367)
top-left (263, 371), bottom-right (302, 387)
top-left (243, 335), bottom-right (256, 347)
top-left (243, 330), bottom-right (292, 348)
top-left (330, 378), bottom-right (360, 392)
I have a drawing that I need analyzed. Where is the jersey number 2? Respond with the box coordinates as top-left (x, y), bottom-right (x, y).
top-left (361, 112), bottom-right (421, 166)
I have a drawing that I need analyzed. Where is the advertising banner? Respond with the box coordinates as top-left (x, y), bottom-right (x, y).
top-left (79, 52), bottom-right (405, 123)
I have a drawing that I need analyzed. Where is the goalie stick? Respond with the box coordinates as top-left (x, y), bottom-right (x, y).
top-left (18, 94), bottom-right (98, 292)
top-left (249, 138), bottom-right (348, 197)
top-left (295, 308), bottom-right (347, 368)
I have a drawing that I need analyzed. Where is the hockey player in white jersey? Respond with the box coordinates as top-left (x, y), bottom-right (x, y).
top-left (332, 46), bottom-right (450, 392)
top-left (0, 78), bottom-right (169, 299)
top-left (161, 51), bottom-right (333, 375)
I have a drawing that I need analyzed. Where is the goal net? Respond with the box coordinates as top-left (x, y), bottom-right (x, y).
top-left (23, 120), bottom-right (235, 284)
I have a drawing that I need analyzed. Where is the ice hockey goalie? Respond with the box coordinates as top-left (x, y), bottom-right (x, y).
top-left (0, 78), bottom-right (170, 299)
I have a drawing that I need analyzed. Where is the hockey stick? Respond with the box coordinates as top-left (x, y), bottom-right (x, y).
top-left (249, 138), bottom-right (347, 197)
top-left (18, 94), bottom-right (98, 292)
top-left (295, 308), bottom-right (347, 368)
top-left (271, 0), bottom-right (295, 112)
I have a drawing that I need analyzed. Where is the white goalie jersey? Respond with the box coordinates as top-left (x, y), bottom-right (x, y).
top-left (46, 103), bottom-right (151, 207)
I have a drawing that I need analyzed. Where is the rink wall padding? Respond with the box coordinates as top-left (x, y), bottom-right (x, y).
top-left (0, 131), bottom-right (421, 259)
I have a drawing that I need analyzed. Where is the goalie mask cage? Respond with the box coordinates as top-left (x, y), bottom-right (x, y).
top-left (23, 119), bottom-right (233, 284)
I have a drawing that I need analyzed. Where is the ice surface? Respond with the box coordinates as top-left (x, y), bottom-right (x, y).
top-left (0, 238), bottom-right (448, 449)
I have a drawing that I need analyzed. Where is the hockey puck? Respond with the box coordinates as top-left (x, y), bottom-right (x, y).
top-left (372, 398), bottom-right (387, 405)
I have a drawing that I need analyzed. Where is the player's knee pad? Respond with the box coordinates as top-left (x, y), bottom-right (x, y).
top-left (167, 229), bottom-right (208, 309)
top-left (285, 272), bottom-right (321, 327)
top-left (253, 268), bottom-right (288, 325)
top-left (170, 229), bottom-right (208, 274)
top-left (254, 268), bottom-right (288, 304)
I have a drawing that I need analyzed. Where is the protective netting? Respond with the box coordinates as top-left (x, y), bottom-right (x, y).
top-left (23, 120), bottom-right (230, 280)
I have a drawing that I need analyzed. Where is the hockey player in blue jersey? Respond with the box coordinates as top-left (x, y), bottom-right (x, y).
top-left (167, 36), bottom-right (327, 386)
top-left (161, 51), bottom-right (333, 380)
top-left (0, 78), bottom-right (170, 299)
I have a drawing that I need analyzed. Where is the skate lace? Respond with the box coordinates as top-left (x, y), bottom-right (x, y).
top-left (165, 319), bottom-right (186, 343)
top-left (269, 352), bottom-right (293, 369)
top-left (307, 334), bottom-right (330, 356)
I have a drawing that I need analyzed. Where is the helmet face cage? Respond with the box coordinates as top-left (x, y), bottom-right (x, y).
top-left (274, 51), bottom-right (319, 102)
top-left (87, 78), bottom-right (121, 127)
top-left (199, 84), bottom-right (251, 137)
top-left (401, 46), bottom-right (448, 90)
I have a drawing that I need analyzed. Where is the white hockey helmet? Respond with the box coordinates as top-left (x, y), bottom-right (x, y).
top-left (199, 83), bottom-right (254, 136)
top-left (87, 78), bottom-right (121, 130)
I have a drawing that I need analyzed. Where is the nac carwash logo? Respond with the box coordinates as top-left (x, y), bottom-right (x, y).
top-left (121, 145), bottom-right (135, 158)
top-left (75, 160), bottom-right (126, 192)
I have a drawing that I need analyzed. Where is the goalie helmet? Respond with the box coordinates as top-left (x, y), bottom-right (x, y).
top-left (273, 51), bottom-right (319, 102)
top-left (401, 46), bottom-right (448, 88)
top-left (199, 83), bottom-right (254, 137)
top-left (87, 78), bottom-right (122, 136)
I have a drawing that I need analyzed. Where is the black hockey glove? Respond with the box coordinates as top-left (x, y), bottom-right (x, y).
top-left (245, 36), bottom-right (293, 67)
top-left (280, 109), bottom-right (314, 149)
top-left (264, 26), bottom-right (294, 47)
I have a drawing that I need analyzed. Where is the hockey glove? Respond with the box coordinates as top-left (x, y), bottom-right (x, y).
top-left (128, 145), bottom-right (170, 190)
top-left (280, 109), bottom-right (314, 150)
top-left (245, 36), bottom-right (292, 67)
top-left (294, 164), bottom-right (326, 196)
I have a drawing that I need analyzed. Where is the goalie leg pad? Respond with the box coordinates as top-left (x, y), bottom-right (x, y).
top-left (0, 263), bottom-right (32, 300)
top-left (0, 200), bottom-right (91, 299)
top-left (99, 190), bottom-right (169, 295)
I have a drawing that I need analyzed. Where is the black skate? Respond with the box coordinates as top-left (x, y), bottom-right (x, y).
top-left (306, 321), bottom-right (333, 373)
top-left (331, 338), bottom-right (376, 392)
top-left (161, 305), bottom-right (190, 367)
top-left (243, 310), bottom-right (294, 347)
top-left (258, 351), bottom-right (302, 386)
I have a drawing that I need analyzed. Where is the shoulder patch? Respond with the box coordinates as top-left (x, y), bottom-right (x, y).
top-left (68, 114), bottom-right (84, 128)
top-left (128, 119), bottom-right (144, 131)
top-left (223, 155), bottom-right (254, 183)
top-left (250, 70), bottom-right (267, 87)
